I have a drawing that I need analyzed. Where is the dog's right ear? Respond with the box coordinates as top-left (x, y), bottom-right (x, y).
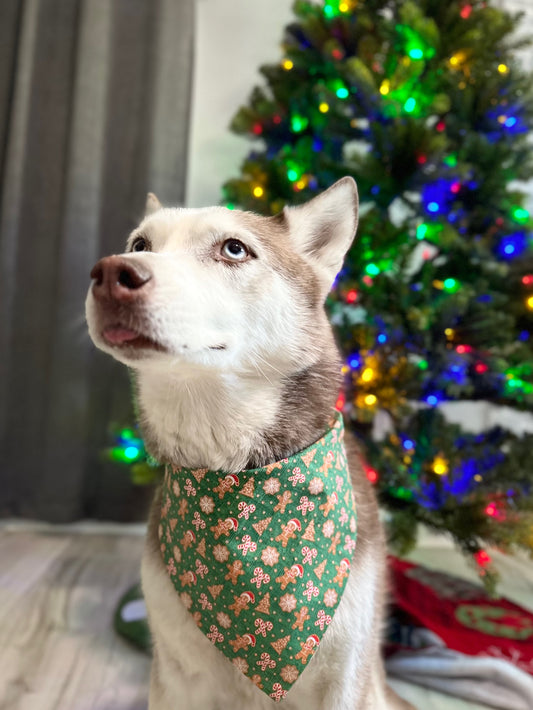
top-left (145, 192), bottom-right (162, 215)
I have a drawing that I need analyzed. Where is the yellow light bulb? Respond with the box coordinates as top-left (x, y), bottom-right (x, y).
top-left (361, 367), bottom-right (374, 382)
top-left (339, 2), bottom-right (349, 11)
top-left (379, 80), bottom-right (390, 96)
top-left (364, 394), bottom-right (377, 406)
top-left (282, 59), bottom-right (293, 70)
top-left (319, 102), bottom-right (329, 113)
top-left (296, 179), bottom-right (306, 190)
top-left (341, 365), bottom-right (350, 375)
top-left (432, 456), bottom-right (449, 476)
top-left (497, 64), bottom-right (508, 74)
top-left (444, 328), bottom-right (455, 338)
top-left (449, 51), bottom-right (467, 67)
top-left (527, 295), bottom-right (533, 310)
top-left (253, 186), bottom-right (264, 198)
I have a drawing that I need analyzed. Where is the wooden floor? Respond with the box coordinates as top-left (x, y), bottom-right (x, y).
top-left (0, 524), bottom-right (531, 709)
top-left (0, 525), bottom-right (150, 710)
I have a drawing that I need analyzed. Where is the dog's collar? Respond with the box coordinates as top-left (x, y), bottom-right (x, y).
top-left (159, 411), bottom-right (357, 702)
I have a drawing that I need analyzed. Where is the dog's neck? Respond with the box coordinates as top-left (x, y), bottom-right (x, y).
top-left (136, 349), bottom-right (341, 473)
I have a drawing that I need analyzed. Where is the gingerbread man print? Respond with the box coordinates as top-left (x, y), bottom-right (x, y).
top-left (333, 558), bottom-right (351, 586)
top-left (225, 559), bottom-right (245, 585)
top-left (295, 635), bottom-right (320, 664)
top-left (213, 473), bottom-right (240, 499)
top-left (228, 591), bottom-right (255, 617)
top-left (273, 490), bottom-right (292, 514)
top-left (275, 518), bottom-right (301, 547)
top-left (292, 605), bottom-right (310, 631)
top-left (178, 570), bottom-right (197, 587)
top-left (276, 564), bottom-right (304, 590)
top-left (229, 633), bottom-right (256, 653)
top-left (211, 517), bottom-right (238, 540)
top-left (319, 492), bottom-right (338, 517)
top-left (180, 529), bottom-right (196, 550)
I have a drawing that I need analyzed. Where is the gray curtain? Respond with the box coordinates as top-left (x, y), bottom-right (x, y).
top-left (0, 0), bottom-right (194, 521)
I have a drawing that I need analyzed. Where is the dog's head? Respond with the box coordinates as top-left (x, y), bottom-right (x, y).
top-left (85, 177), bottom-right (358, 376)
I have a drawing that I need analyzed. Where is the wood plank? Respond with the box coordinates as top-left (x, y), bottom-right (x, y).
top-left (0, 531), bottom-right (149, 710)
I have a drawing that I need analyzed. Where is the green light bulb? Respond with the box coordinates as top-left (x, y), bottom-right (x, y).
top-left (336, 87), bottom-right (349, 99)
top-left (365, 263), bottom-right (380, 276)
top-left (408, 48), bottom-right (424, 60)
top-left (124, 446), bottom-right (140, 460)
top-left (511, 206), bottom-right (529, 223)
top-left (417, 224), bottom-right (428, 240)
top-left (443, 278), bottom-right (460, 293)
top-left (444, 154), bottom-right (458, 167)
top-left (404, 97), bottom-right (416, 113)
top-left (291, 115), bottom-right (308, 133)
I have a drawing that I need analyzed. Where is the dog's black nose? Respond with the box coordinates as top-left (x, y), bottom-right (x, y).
top-left (91, 256), bottom-right (153, 301)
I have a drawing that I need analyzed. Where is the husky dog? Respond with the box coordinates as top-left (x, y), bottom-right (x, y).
top-left (86, 178), bottom-right (413, 709)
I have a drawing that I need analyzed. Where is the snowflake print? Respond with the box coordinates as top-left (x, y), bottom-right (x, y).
top-left (279, 594), bottom-right (297, 612)
top-left (232, 657), bottom-right (249, 674)
top-left (324, 588), bottom-right (338, 608)
top-left (261, 546), bottom-right (279, 566)
top-left (308, 477), bottom-right (324, 495)
top-left (199, 495), bottom-right (214, 514)
top-left (179, 592), bottom-right (192, 609)
top-left (217, 611), bottom-right (232, 629)
top-left (280, 665), bottom-right (299, 684)
top-left (213, 544), bottom-right (229, 562)
top-left (322, 520), bottom-right (335, 538)
top-left (263, 477), bottom-right (281, 494)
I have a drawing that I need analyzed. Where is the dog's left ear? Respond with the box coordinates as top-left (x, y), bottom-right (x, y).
top-left (283, 177), bottom-right (358, 298)
top-left (145, 192), bottom-right (162, 215)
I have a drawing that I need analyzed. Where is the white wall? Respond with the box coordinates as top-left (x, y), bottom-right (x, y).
top-left (186, 0), bottom-right (293, 207)
top-left (187, 0), bottom-right (533, 208)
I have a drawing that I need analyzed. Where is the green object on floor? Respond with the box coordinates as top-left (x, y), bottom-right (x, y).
top-left (114, 582), bottom-right (152, 653)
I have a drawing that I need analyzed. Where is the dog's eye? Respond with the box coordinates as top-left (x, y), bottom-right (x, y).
top-left (221, 239), bottom-right (249, 261)
top-left (132, 237), bottom-right (150, 252)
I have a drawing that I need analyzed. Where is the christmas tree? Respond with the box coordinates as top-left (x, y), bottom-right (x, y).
top-left (221, 0), bottom-right (533, 590)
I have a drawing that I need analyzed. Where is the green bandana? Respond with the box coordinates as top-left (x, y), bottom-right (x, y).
top-left (159, 412), bottom-right (357, 702)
